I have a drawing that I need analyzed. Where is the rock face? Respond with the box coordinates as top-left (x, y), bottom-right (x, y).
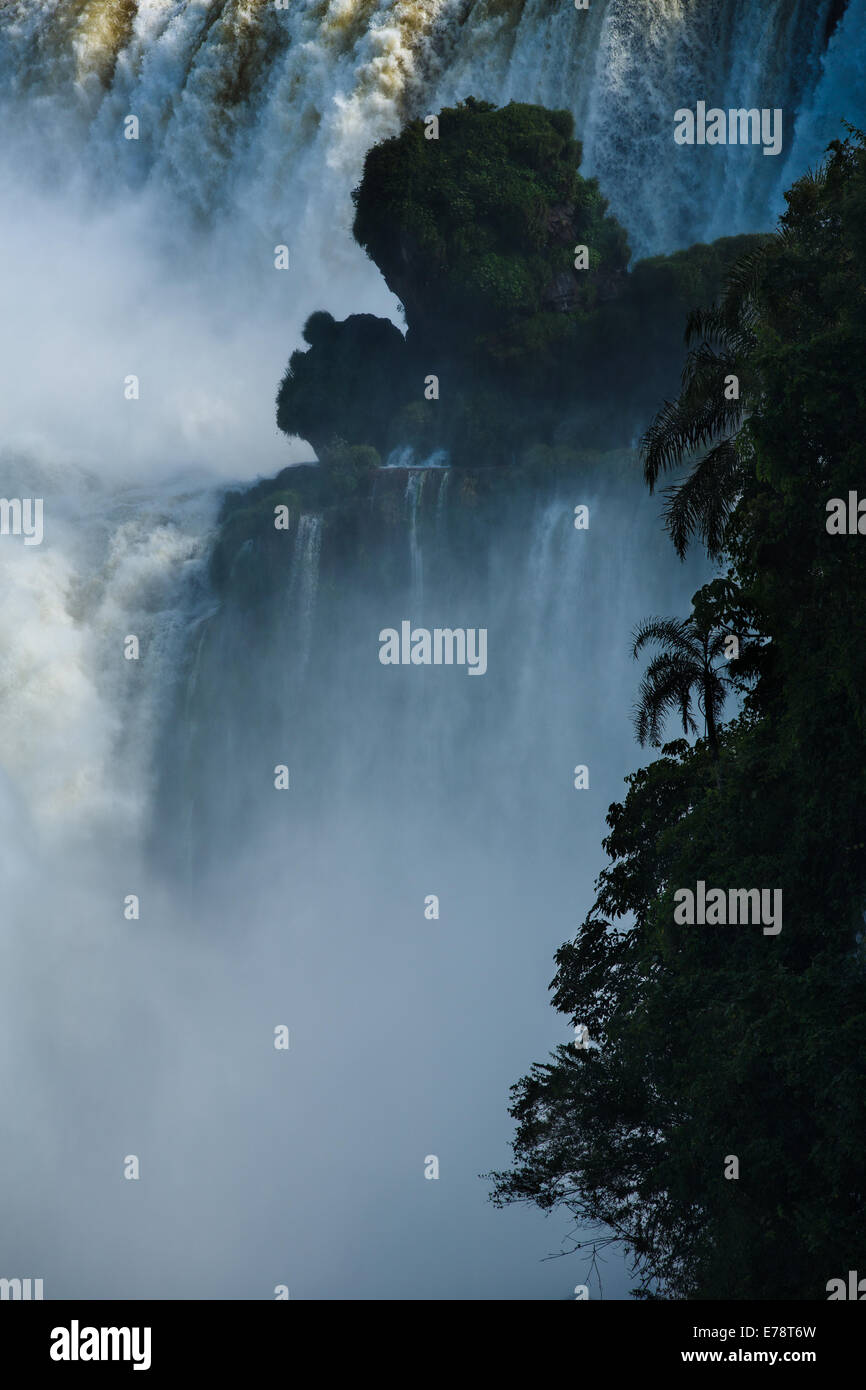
top-left (276, 98), bottom-right (768, 466)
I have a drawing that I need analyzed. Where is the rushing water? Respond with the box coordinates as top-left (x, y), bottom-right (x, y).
top-left (0, 0), bottom-right (857, 256)
top-left (0, 0), bottom-right (863, 1298)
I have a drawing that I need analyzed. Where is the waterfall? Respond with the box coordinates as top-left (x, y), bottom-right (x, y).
top-left (435, 467), bottom-right (451, 540)
top-left (286, 513), bottom-right (324, 683)
top-left (432, 0), bottom-right (846, 251)
top-left (0, 0), bottom-right (862, 1301)
top-left (781, 0), bottom-right (866, 188)
top-left (0, 456), bottom-right (219, 842)
top-left (1, 1), bottom-right (858, 260)
top-left (155, 461), bottom-right (706, 871)
top-left (405, 469), bottom-right (426, 605)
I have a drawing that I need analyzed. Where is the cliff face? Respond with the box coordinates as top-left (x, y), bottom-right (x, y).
top-left (276, 98), bottom-right (768, 467)
top-left (211, 448), bottom-right (640, 604)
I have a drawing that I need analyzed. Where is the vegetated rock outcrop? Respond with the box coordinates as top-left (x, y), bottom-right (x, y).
top-left (277, 98), bottom-right (767, 466)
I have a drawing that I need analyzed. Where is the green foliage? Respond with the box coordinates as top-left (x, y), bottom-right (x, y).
top-left (631, 613), bottom-right (733, 756)
top-left (352, 98), bottom-right (629, 340)
top-left (277, 100), bottom-right (768, 464)
top-left (491, 133), bottom-right (866, 1300)
top-left (276, 312), bottom-right (409, 456)
top-left (317, 438), bottom-right (381, 500)
top-left (209, 487), bottom-right (300, 596)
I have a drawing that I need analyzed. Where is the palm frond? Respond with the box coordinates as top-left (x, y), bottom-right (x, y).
top-left (661, 438), bottom-right (743, 560)
top-left (634, 664), bottom-right (699, 746)
top-left (641, 393), bottom-right (739, 490)
top-left (632, 618), bottom-right (699, 661)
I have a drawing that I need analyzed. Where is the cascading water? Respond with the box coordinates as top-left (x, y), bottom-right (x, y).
top-left (405, 469), bottom-right (426, 604)
top-left (1, 0), bottom-right (857, 262)
top-left (286, 512), bottom-right (323, 682)
top-left (432, 0), bottom-right (852, 251)
top-left (0, 455), bottom-right (220, 844)
top-left (0, 0), bottom-right (863, 1298)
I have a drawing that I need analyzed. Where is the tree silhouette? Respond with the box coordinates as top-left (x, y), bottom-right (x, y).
top-left (639, 236), bottom-right (776, 558)
top-left (632, 615), bottom-right (733, 759)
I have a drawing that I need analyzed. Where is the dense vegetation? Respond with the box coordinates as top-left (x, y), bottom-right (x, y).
top-left (352, 96), bottom-right (629, 340)
top-left (277, 99), bottom-right (764, 465)
top-left (490, 132), bottom-right (866, 1300)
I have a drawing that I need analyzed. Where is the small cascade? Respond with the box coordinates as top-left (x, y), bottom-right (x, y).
top-left (405, 469), bottom-right (427, 606)
top-left (287, 513), bottom-right (324, 684)
top-left (435, 468), bottom-right (451, 542)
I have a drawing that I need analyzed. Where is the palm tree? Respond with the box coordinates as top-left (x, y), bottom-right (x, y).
top-left (639, 239), bottom-right (772, 560)
top-left (632, 615), bottom-right (733, 760)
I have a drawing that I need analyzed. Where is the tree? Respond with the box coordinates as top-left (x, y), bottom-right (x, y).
top-left (491, 131), bottom-right (866, 1301)
top-left (639, 236), bottom-right (771, 559)
top-left (632, 614), bottom-right (732, 758)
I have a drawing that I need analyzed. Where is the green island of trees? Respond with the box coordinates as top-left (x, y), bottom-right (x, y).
top-left (276, 98), bottom-right (765, 468)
